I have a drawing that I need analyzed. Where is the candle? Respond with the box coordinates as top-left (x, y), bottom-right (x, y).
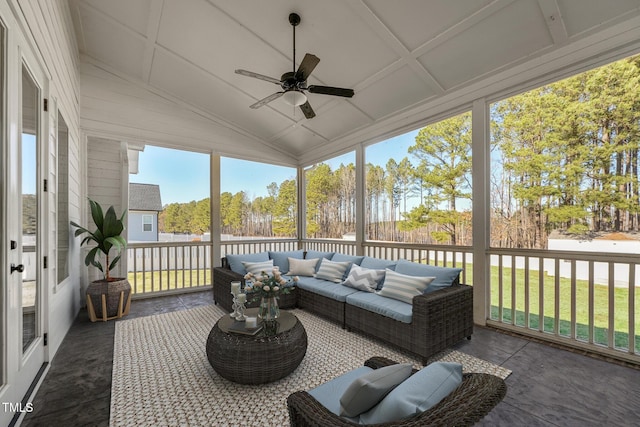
top-left (246, 317), bottom-right (257, 328)
top-left (230, 281), bottom-right (241, 296)
top-left (236, 293), bottom-right (246, 304)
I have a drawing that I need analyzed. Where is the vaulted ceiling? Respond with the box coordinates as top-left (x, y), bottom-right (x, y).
top-left (69, 0), bottom-right (640, 164)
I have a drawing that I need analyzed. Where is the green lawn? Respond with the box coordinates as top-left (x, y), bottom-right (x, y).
top-left (431, 259), bottom-right (640, 352)
top-left (128, 269), bottom-right (211, 294)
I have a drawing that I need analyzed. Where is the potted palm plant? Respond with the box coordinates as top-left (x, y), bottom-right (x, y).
top-left (71, 198), bottom-right (131, 322)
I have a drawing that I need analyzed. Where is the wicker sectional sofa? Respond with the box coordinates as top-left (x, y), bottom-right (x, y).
top-left (213, 250), bottom-right (473, 364)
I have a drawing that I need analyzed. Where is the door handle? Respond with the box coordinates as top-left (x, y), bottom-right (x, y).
top-left (10, 264), bottom-right (24, 274)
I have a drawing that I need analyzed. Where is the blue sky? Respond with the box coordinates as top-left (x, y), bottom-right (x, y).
top-left (131, 130), bottom-right (419, 205)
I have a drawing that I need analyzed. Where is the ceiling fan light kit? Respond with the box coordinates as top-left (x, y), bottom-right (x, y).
top-left (235, 12), bottom-right (354, 119)
top-left (283, 90), bottom-right (307, 106)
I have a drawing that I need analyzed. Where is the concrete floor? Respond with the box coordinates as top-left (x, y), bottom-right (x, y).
top-left (20, 290), bottom-right (640, 427)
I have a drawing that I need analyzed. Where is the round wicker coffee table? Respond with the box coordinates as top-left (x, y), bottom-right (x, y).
top-left (206, 309), bottom-right (308, 384)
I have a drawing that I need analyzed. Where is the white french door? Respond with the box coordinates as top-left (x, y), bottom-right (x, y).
top-left (0, 5), bottom-right (49, 425)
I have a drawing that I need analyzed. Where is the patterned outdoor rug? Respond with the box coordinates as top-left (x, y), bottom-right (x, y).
top-left (110, 304), bottom-right (511, 427)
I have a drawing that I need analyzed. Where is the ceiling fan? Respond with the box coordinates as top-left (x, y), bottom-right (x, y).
top-left (235, 13), bottom-right (355, 119)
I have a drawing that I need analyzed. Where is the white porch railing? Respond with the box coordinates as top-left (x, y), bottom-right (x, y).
top-left (125, 238), bottom-right (639, 364)
top-left (487, 248), bottom-right (639, 364)
top-left (127, 242), bottom-right (213, 297)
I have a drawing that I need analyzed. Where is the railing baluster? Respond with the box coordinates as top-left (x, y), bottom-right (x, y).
top-left (629, 263), bottom-right (636, 355)
top-left (609, 262), bottom-right (615, 349)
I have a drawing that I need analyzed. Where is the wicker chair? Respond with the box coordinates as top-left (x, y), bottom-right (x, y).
top-left (287, 356), bottom-right (507, 427)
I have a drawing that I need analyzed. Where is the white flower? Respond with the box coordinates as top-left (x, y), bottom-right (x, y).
top-left (279, 278), bottom-right (286, 285)
top-left (244, 273), bottom-right (253, 280)
top-left (273, 286), bottom-right (280, 292)
top-left (263, 285), bottom-right (270, 292)
top-left (293, 276), bottom-right (300, 282)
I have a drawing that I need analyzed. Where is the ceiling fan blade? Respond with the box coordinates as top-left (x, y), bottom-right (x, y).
top-left (295, 54), bottom-right (320, 81)
top-left (308, 85), bottom-right (354, 98)
top-left (299, 101), bottom-right (316, 119)
top-left (250, 92), bottom-right (284, 109)
top-left (235, 69), bottom-right (282, 85)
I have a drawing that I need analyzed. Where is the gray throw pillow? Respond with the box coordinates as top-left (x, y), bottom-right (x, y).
top-left (358, 362), bottom-right (463, 424)
top-left (339, 363), bottom-right (413, 417)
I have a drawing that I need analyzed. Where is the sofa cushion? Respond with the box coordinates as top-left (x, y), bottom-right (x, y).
top-left (341, 265), bottom-right (384, 292)
top-left (331, 253), bottom-right (365, 265)
top-left (241, 260), bottom-right (274, 276)
top-left (377, 269), bottom-right (435, 304)
top-left (269, 250), bottom-right (304, 273)
top-left (304, 250), bottom-right (335, 267)
top-left (339, 363), bottom-right (413, 417)
top-left (394, 259), bottom-right (462, 293)
top-left (296, 277), bottom-right (360, 302)
top-left (307, 366), bottom-right (372, 419)
top-left (345, 291), bottom-right (414, 323)
top-left (315, 259), bottom-right (352, 283)
top-left (360, 256), bottom-right (397, 271)
top-left (359, 362), bottom-right (463, 425)
top-left (287, 257), bottom-right (319, 276)
top-left (226, 252), bottom-right (270, 275)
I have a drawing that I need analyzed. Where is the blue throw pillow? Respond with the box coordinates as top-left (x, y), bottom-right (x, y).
top-left (226, 252), bottom-right (270, 275)
top-left (394, 259), bottom-right (462, 294)
top-left (269, 250), bottom-right (304, 273)
top-left (358, 362), bottom-right (463, 425)
top-left (305, 250), bottom-right (335, 261)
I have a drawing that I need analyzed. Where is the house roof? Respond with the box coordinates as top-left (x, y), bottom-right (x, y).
top-left (129, 183), bottom-right (163, 212)
top-left (69, 1), bottom-right (640, 165)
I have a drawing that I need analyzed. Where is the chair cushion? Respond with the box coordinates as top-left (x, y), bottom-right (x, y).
top-left (359, 362), bottom-right (463, 425)
top-left (307, 366), bottom-right (372, 419)
top-left (269, 250), bottom-right (304, 273)
top-left (315, 259), bottom-right (352, 283)
top-left (287, 257), bottom-right (319, 276)
top-left (226, 252), bottom-right (270, 275)
top-left (394, 259), bottom-right (462, 293)
top-left (296, 277), bottom-right (360, 302)
top-left (341, 265), bottom-right (384, 292)
top-left (241, 260), bottom-right (274, 276)
top-left (345, 291), bottom-right (413, 323)
top-left (339, 363), bottom-right (413, 417)
top-left (376, 269), bottom-right (434, 304)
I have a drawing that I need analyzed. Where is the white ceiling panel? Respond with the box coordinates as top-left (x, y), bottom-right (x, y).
top-left (70, 0), bottom-right (640, 164)
top-left (150, 49), bottom-right (292, 139)
top-left (275, 125), bottom-right (327, 155)
top-left (214, 0), bottom-right (399, 88)
top-left (363, 0), bottom-right (493, 52)
top-left (418, 1), bottom-right (553, 90)
top-left (303, 102), bottom-right (371, 141)
top-left (351, 65), bottom-right (435, 120)
top-left (558, 0), bottom-right (640, 37)
top-left (79, 0), bottom-right (151, 35)
top-left (78, 7), bottom-right (147, 80)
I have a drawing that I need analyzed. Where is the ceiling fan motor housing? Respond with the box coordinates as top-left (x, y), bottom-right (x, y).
top-left (289, 13), bottom-right (300, 26)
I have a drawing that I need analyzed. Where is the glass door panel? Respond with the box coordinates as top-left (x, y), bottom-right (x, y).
top-left (21, 64), bottom-right (39, 352)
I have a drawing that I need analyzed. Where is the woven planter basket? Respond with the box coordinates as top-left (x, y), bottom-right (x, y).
top-left (86, 278), bottom-right (131, 322)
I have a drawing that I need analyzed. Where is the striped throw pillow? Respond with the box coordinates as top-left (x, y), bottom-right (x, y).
top-left (376, 269), bottom-right (435, 304)
top-left (342, 265), bottom-right (385, 292)
top-left (242, 260), bottom-right (274, 276)
top-left (315, 259), bottom-right (352, 283)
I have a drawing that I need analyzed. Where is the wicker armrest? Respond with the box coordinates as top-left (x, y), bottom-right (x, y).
top-left (363, 356), bottom-right (398, 370)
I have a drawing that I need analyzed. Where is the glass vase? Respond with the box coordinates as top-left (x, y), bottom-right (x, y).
top-left (258, 296), bottom-right (280, 322)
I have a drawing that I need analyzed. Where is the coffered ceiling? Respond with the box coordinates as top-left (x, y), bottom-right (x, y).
top-left (69, 0), bottom-right (640, 164)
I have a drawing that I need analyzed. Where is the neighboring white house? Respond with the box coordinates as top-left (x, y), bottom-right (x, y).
top-left (128, 183), bottom-right (163, 242)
